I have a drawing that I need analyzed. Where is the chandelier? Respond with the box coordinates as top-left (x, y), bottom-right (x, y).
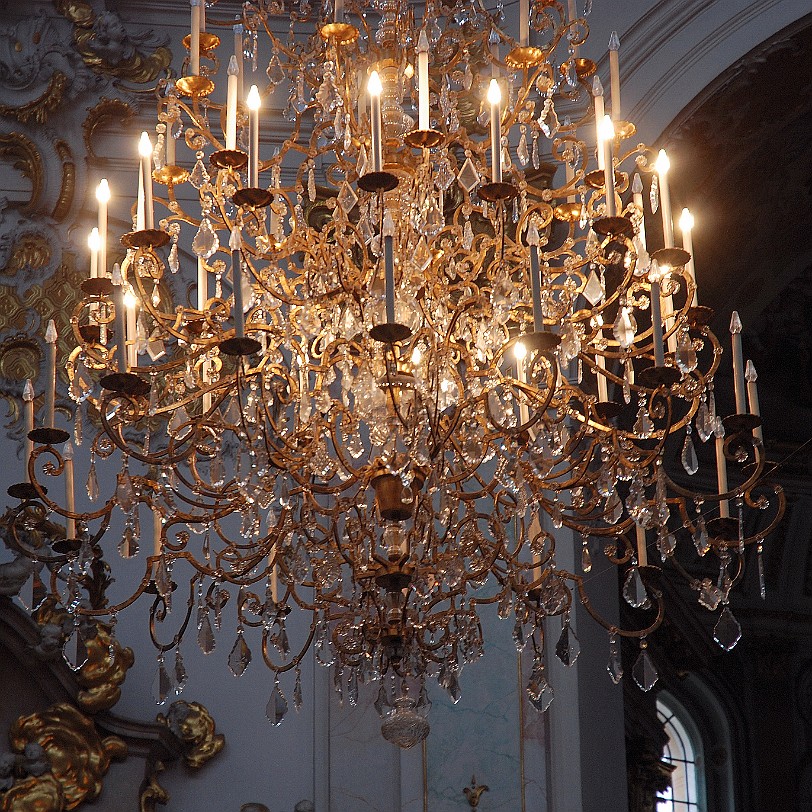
top-left (3, 0), bottom-right (784, 748)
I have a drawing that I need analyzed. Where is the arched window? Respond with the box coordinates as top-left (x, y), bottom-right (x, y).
top-left (656, 693), bottom-right (706, 812)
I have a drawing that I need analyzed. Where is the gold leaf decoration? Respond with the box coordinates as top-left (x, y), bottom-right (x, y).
top-left (156, 701), bottom-right (225, 769)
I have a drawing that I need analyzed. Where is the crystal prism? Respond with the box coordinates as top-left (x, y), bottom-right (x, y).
top-left (623, 567), bottom-right (649, 609)
top-left (607, 634), bottom-right (623, 684)
top-left (153, 660), bottom-right (173, 705)
top-left (583, 270), bottom-right (604, 306)
top-left (697, 578), bottom-right (723, 610)
top-left (174, 650), bottom-right (188, 695)
top-left (266, 682), bottom-right (288, 725)
top-left (681, 432), bottom-right (699, 475)
top-left (197, 611), bottom-right (216, 654)
top-left (228, 632), bottom-right (252, 676)
top-left (632, 648), bottom-right (658, 691)
top-left (713, 606), bottom-right (742, 651)
top-left (192, 217), bottom-right (219, 259)
top-left (63, 626), bottom-right (89, 672)
top-left (86, 460), bottom-right (99, 501)
top-left (555, 621), bottom-right (580, 667)
top-left (337, 181), bottom-right (358, 213)
top-left (457, 156), bottom-right (480, 193)
top-left (293, 669), bottom-right (303, 712)
top-left (527, 673), bottom-right (554, 712)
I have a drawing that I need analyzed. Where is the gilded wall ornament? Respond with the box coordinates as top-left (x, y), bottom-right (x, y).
top-left (8, 703), bottom-right (126, 809)
top-left (156, 702), bottom-right (225, 770)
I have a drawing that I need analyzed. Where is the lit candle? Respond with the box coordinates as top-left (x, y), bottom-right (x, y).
top-left (593, 76), bottom-right (605, 170)
top-left (487, 78), bottom-right (502, 183)
top-left (608, 31), bottom-right (621, 121)
top-left (730, 311), bottom-right (746, 414)
top-left (636, 525), bottom-right (647, 567)
top-left (247, 84), bottom-right (261, 187)
top-left (230, 227), bottom-right (245, 337)
top-left (23, 379), bottom-right (34, 481)
top-left (153, 508), bottom-right (163, 557)
top-left (226, 56), bottom-right (239, 151)
top-left (383, 210), bottom-right (395, 323)
top-left (417, 30), bottom-right (430, 131)
top-left (233, 24), bottom-right (244, 101)
top-left (679, 208), bottom-right (698, 306)
top-left (96, 179), bottom-right (110, 278)
top-left (598, 115), bottom-right (615, 217)
top-left (45, 319), bottom-right (57, 428)
top-left (139, 132), bottom-right (154, 230)
top-left (655, 149), bottom-right (673, 248)
top-left (746, 360), bottom-right (763, 443)
top-left (715, 433), bottom-right (729, 519)
top-left (88, 228), bottom-right (100, 279)
top-left (649, 261), bottom-right (665, 368)
top-left (514, 341), bottom-right (529, 424)
top-left (368, 71), bottom-right (383, 173)
top-left (197, 257), bottom-right (207, 311)
top-left (62, 440), bottom-right (76, 539)
top-left (519, 0), bottom-right (529, 47)
top-left (111, 264), bottom-right (127, 373)
top-left (136, 169), bottom-right (144, 232)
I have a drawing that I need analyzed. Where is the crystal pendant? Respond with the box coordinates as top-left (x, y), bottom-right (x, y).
top-left (555, 619), bottom-right (580, 667)
top-left (527, 664), bottom-right (554, 712)
top-left (675, 332), bottom-right (698, 373)
top-left (153, 659), bottom-right (173, 705)
top-left (228, 631), bottom-right (252, 676)
top-left (632, 648), bottom-right (658, 691)
top-left (374, 682), bottom-right (391, 717)
top-left (581, 542), bottom-right (592, 573)
top-left (174, 649), bottom-right (188, 695)
top-left (612, 307), bottom-right (637, 348)
top-left (457, 156), bottom-right (480, 193)
top-left (713, 607), bottom-right (742, 651)
top-left (168, 243), bottom-right (179, 274)
top-left (607, 634), bottom-right (623, 684)
top-left (118, 526), bottom-right (139, 559)
top-left (649, 174), bottom-right (659, 213)
top-left (293, 668), bottom-right (303, 712)
top-left (697, 578), bottom-right (723, 610)
top-left (583, 269), bottom-right (604, 306)
top-left (693, 517), bottom-right (710, 556)
top-left (696, 399), bottom-right (713, 442)
top-left (623, 567), bottom-right (649, 609)
top-left (337, 181), bottom-right (358, 213)
top-left (192, 217), bottom-right (219, 259)
top-left (512, 620), bottom-right (526, 651)
top-left (517, 129), bottom-right (529, 166)
top-left (63, 624), bottom-right (89, 672)
top-left (197, 610), bottom-right (216, 654)
top-left (634, 405), bottom-right (654, 437)
top-left (681, 432), bottom-right (699, 475)
top-left (758, 544), bottom-right (766, 599)
top-left (155, 555), bottom-right (172, 597)
top-left (266, 681), bottom-right (288, 726)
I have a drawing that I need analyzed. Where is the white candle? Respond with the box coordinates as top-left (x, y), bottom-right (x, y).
top-left (679, 208), bottom-right (698, 306)
top-left (197, 257), bottom-right (207, 311)
top-left (271, 560), bottom-right (279, 603)
top-left (233, 24), bottom-right (244, 102)
top-left (230, 227), bottom-right (245, 337)
top-left (45, 319), bottom-right (57, 427)
top-left (153, 508), bottom-right (163, 557)
top-left (139, 132), bottom-right (154, 230)
top-left (746, 360), bottom-right (763, 443)
top-left (23, 379), bottom-right (34, 481)
top-left (636, 525), bottom-right (647, 567)
top-left (715, 433), bottom-right (729, 519)
top-left (567, 0), bottom-right (579, 57)
top-left (595, 352), bottom-right (608, 402)
top-left (514, 341), bottom-right (529, 424)
top-left (112, 264), bottom-right (127, 373)
top-left (519, 0), bottom-right (529, 47)
top-left (649, 264), bottom-right (665, 368)
top-left (608, 31), bottom-right (621, 121)
top-left (334, 0), bottom-right (344, 22)
top-left (247, 85), bottom-right (261, 187)
top-left (417, 30), bottom-right (430, 131)
top-left (226, 56), bottom-right (239, 150)
top-left (62, 440), bottom-right (76, 539)
top-left (136, 170), bottom-right (145, 232)
top-left (165, 85), bottom-right (176, 165)
top-left (632, 174), bottom-right (648, 252)
top-left (190, 0), bottom-right (201, 77)
top-left (598, 115), bottom-right (615, 217)
top-left (124, 282), bottom-right (138, 369)
top-left (368, 71), bottom-right (383, 173)
top-left (730, 311), bottom-right (746, 414)
top-left (487, 79), bottom-right (502, 183)
top-left (593, 76), bottom-right (605, 170)
top-left (88, 228), bottom-right (100, 279)
top-left (96, 180), bottom-right (110, 278)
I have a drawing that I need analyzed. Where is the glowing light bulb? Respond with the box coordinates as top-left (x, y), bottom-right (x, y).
top-left (514, 341), bottom-right (527, 361)
top-left (655, 148), bottom-right (670, 175)
top-left (487, 78), bottom-right (501, 106)
top-left (139, 131), bottom-right (153, 157)
top-left (88, 228), bottom-right (100, 252)
top-left (96, 179), bottom-right (110, 203)
top-left (679, 208), bottom-right (694, 232)
top-left (247, 84), bottom-right (261, 110)
top-left (598, 114), bottom-right (615, 142)
top-left (368, 70), bottom-right (382, 97)
top-left (124, 287), bottom-right (138, 309)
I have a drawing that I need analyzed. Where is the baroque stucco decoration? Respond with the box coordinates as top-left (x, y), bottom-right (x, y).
top-left (0, 2), bottom-right (170, 444)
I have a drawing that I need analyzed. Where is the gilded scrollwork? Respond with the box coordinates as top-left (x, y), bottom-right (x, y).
top-left (156, 702), bottom-right (225, 770)
top-left (8, 703), bottom-right (127, 810)
top-left (82, 98), bottom-right (135, 159)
